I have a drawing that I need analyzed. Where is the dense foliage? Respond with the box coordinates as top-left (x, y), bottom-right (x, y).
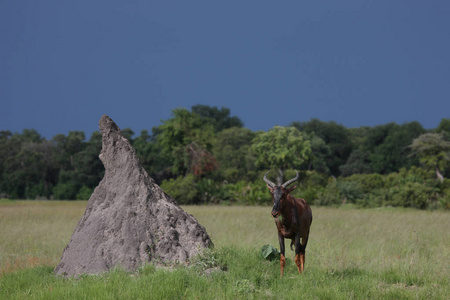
top-left (1, 105), bottom-right (449, 209)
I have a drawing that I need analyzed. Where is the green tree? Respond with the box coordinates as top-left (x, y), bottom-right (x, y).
top-left (72, 131), bottom-right (104, 188)
top-left (51, 131), bottom-right (88, 199)
top-left (303, 132), bottom-right (332, 174)
top-left (0, 130), bottom-right (57, 199)
top-left (133, 130), bottom-right (159, 173)
top-left (339, 149), bottom-right (372, 176)
top-left (341, 126), bottom-right (374, 176)
top-left (292, 119), bottom-right (353, 176)
top-left (122, 128), bottom-right (135, 142)
top-left (158, 108), bottom-right (217, 177)
top-left (436, 118), bottom-right (450, 139)
top-left (251, 126), bottom-right (311, 184)
top-left (408, 133), bottom-right (450, 182)
top-left (365, 122), bottom-right (424, 174)
top-left (20, 129), bottom-right (43, 143)
top-left (0, 131), bottom-right (12, 197)
top-left (52, 131), bottom-right (86, 170)
top-left (214, 127), bottom-right (256, 182)
top-left (191, 104), bottom-right (243, 132)
top-left (133, 129), bottom-right (171, 182)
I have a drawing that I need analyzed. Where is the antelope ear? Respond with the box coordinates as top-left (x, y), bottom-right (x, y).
top-left (287, 185), bottom-right (297, 193)
top-left (266, 184), bottom-right (275, 191)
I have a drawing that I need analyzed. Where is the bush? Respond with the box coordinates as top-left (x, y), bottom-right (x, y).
top-left (161, 175), bottom-right (271, 205)
top-left (163, 168), bottom-right (449, 209)
top-left (294, 171), bottom-right (327, 202)
top-left (316, 178), bottom-right (341, 206)
top-left (336, 180), bottom-right (364, 205)
top-left (379, 167), bottom-right (441, 209)
top-left (314, 169), bottom-right (447, 209)
top-left (295, 185), bottom-right (324, 203)
top-left (196, 178), bottom-right (230, 204)
top-left (229, 180), bottom-right (268, 205)
top-left (160, 175), bottom-right (198, 204)
top-left (53, 182), bottom-right (78, 200)
top-left (24, 181), bottom-right (47, 199)
top-left (316, 176), bottom-right (363, 206)
top-left (386, 182), bottom-right (437, 209)
top-left (345, 173), bottom-right (384, 193)
top-left (438, 193), bottom-right (450, 210)
top-left (221, 167), bottom-right (241, 183)
top-left (357, 189), bottom-right (386, 208)
top-left (76, 185), bottom-right (93, 200)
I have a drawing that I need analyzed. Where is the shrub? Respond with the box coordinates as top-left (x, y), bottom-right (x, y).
top-left (24, 181), bottom-right (47, 199)
top-left (295, 185), bottom-right (324, 203)
top-left (221, 167), bottom-right (241, 183)
top-left (162, 168), bottom-right (449, 209)
top-left (196, 178), bottom-right (230, 204)
top-left (53, 182), bottom-right (78, 200)
top-left (76, 186), bottom-right (93, 200)
top-left (160, 175), bottom-right (198, 204)
top-left (336, 180), bottom-right (364, 205)
top-left (345, 173), bottom-right (384, 193)
top-left (386, 182), bottom-right (437, 209)
top-left (316, 178), bottom-right (341, 206)
top-left (226, 180), bottom-right (267, 205)
top-left (357, 189), bottom-right (386, 208)
top-left (438, 193), bottom-right (450, 210)
top-left (316, 177), bottom-right (363, 206)
top-left (294, 171), bottom-right (327, 202)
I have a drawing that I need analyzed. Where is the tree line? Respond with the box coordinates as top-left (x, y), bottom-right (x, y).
top-left (1, 105), bottom-right (449, 209)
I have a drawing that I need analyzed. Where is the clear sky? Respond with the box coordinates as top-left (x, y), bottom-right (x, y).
top-left (1, 1), bottom-right (449, 139)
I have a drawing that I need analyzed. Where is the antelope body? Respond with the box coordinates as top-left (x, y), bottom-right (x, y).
top-left (264, 171), bottom-right (312, 277)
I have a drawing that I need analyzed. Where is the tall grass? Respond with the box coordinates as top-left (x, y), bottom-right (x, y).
top-left (188, 205), bottom-right (450, 287)
top-left (1, 201), bottom-right (449, 299)
top-left (0, 201), bottom-right (86, 274)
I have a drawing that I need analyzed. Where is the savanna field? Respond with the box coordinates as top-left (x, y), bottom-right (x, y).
top-left (0, 200), bottom-right (449, 299)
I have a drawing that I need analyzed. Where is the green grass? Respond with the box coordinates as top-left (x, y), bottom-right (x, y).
top-left (1, 201), bottom-right (449, 299)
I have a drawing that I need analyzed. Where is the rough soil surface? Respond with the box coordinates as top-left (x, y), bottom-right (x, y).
top-left (54, 115), bottom-right (213, 277)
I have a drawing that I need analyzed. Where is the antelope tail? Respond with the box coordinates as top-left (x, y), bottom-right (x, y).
top-left (290, 240), bottom-right (294, 251)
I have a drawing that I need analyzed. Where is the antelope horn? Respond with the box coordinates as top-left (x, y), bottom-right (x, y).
top-left (282, 171), bottom-right (299, 188)
top-left (263, 171), bottom-right (276, 188)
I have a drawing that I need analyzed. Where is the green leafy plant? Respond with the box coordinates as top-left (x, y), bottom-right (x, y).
top-left (260, 244), bottom-right (280, 261)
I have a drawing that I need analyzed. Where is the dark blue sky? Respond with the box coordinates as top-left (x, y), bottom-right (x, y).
top-left (2, 1), bottom-right (449, 139)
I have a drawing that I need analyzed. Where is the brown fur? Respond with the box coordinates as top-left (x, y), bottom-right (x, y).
top-left (268, 184), bottom-right (312, 277)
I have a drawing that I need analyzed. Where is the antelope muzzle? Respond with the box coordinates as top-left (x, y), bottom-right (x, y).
top-left (271, 210), bottom-right (280, 218)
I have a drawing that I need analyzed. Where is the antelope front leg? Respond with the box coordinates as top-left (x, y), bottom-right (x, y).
top-left (278, 233), bottom-right (286, 278)
top-left (294, 235), bottom-right (302, 274)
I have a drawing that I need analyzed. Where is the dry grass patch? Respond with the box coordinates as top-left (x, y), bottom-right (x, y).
top-left (0, 201), bottom-right (86, 274)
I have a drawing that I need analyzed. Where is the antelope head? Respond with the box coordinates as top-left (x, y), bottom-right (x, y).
top-left (264, 171), bottom-right (299, 218)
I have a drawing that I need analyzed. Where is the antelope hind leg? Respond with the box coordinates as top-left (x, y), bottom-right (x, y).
top-left (300, 252), bottom-right (305, 272)
top-left (294, 235), bottom-right (303, 274)
top-left (280, 254), bottom-right (286, 278)
top-left (295, 253), bottom-right (302, 274)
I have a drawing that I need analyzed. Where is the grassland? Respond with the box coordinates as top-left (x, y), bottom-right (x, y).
top-left (1, 200), bottom-right (449, 299)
